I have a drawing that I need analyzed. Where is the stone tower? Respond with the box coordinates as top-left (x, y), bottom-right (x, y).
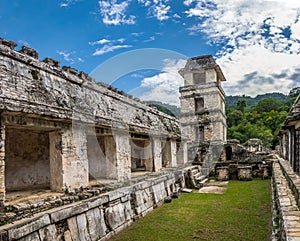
top-left (179, 55), bottom-right (227, 162)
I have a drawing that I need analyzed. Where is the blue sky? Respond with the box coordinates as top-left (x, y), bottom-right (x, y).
top-left (1, 0), bottom-right (300, 106)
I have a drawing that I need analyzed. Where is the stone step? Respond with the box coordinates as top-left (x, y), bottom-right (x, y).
top-left (195, 174), bottom-right (206, 181)
top-left (193, 172), bottom-right (201, 179)
top-left (199, 178), bottom-right (209, 188)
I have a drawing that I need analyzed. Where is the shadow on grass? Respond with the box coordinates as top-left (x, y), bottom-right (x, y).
top-left (110, 179), bottom-right (272, 241)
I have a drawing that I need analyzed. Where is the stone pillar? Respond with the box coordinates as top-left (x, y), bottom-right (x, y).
top-left (170, 140), bottom-right (177, 167)
top-left (0, 118), bottom-right (5, 204)
top-left (152, 137), bottom-right (162, 172)
top-left (175, 141), bottom-right (188, 166)
top-left (104, 136), bottom-right (117, 179)
top-left (115, 133), bottom-right (131, 181)
top-left (182, 141), bottom-right (188, 164)
top-left (49, 131), bottom-right (63, 192)
top-left (143, 140), bottom-right (153, 172)
top-left (60, 125), bottom-right (89, 191)
top-left (289, 128), bottom-right (295, 171)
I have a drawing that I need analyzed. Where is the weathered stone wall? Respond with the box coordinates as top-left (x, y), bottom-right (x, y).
top-left (279, 95), bottom-right (300, 174)
top-left (0, 169), bottom-right (187, 241)
top-left (0, 41), bottom-right (180, 138)
top-left (272, 156), bottom-right (300, 240)
top-left (5, 128), bottom-right (50, 191)
top-left (0, 39), bottom-right (188, 202)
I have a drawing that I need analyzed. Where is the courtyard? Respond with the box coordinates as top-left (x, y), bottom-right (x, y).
top-left (110, 179), bottom-right (272, 241)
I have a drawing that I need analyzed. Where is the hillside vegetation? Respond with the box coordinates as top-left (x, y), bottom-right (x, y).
top-left (226, 88), bottom-right (299, 148)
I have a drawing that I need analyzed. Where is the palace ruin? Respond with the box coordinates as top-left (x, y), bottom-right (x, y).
top-left (0, 37), bottom-right (299, 241)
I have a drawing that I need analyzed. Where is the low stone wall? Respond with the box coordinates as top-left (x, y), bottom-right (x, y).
top-left (0, 170), bottom-right (186, 241)
top-left (272, 156), bottom-right (300, 240)
top-left (215, 161), bottom-right (272, 181)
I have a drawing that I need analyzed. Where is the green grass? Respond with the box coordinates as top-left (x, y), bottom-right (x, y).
top-left (110, 179), bottom-right (272, 241)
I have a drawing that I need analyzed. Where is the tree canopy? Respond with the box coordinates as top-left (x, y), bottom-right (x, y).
top-left (226, 93), bottom-right (297, 148)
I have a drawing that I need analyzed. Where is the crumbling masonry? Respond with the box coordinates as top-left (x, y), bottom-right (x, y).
top-left (0, 37), bottom-right (232, 241)
top-left (0, 38), bottom-right (191, 204)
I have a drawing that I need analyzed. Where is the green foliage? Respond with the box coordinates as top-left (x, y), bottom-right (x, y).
top-left (110, 179), bottom-right (271, 241)
top-left (255, 98), bottom-right (285, 112)
top-left (236, 99), bottom-right (247, 113)
top-left (196, 110), bottom-right (209, 116)
top-left (227, 110), bottom-right (244, 127)
top-left (226, 92), bottom-right (294, 148)
top-left (226, 92), bottom-right (290, 111)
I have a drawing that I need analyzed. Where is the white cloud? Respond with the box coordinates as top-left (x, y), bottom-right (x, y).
top-left (218, 45), bottom-right (300, 96)
top-left (99, 0), bottom-right (136, 25)
top-left (89, 39), bottom-right (111, 45)
top-left (57, 51), bottom-right (84, 64)
top-left (183, 0), bottom-right (195, 6)
top-left (89, 38), bottom-right (126, 45)
top-left (60, 0), bottom-right (82, 7)
top-left (92, 44), bottom-right (132, 56)
top-left (136, 59), bottom-right (186, 106)
top-left (138, 0), bottom-right (171, 21)
top-left (132, 32), bottom-right (144, 37)
top-left (185, 0), bottom-right (300, 96)
top-left (173, 13), bottom-right (181, 19)
top-left (144, 36), bottom-right (155, 42)
top-left (18, 40), bottom-right (30, 46)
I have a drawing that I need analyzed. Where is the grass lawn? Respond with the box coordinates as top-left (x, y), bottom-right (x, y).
top-left (110, 179), bottom-right (272, 241)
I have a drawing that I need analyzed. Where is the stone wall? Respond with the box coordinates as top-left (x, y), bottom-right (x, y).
top-left (0, 169), bottom-right (187, 241)
top-left (5, 128), bottom-right (50, 191)
top-left (0, 38), bottom-right (189, 203)
top-left (279, 95), bottom-right (300, 174)
top-left (272, 156), bottom-right (300, 240)
top-left (0, 40), bottom-right (180, 137)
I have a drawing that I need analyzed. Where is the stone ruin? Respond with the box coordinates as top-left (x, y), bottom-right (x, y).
top-left (0, 36), bottom-right (292, 240)
top-left (0, 37), bottom-right (190, 206)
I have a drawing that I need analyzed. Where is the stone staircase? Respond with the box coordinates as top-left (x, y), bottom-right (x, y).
top-left (185, 166), bottom-right (209, 189)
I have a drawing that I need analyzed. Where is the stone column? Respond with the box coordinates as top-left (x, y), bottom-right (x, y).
top-left (170, 140), bottom-right (177, 167)
top-left (0, 117), bottom-right (5, 204)
top-left (143, 140), bottom-right (153, 172)
top-left (176, 141), bottom-right (188, 166)
top-left (152, 137), bottom-right (162, 172)
top-left (60, 125), bottom-right (89, 192)
top-left (49, 131), bottom-right (63, 192)
top-left (115, 133), bottom-right (131, 181)
top-left (288, 128), bottom-right (295, 170)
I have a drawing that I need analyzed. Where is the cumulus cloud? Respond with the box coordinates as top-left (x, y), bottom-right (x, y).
top-left (99, 0), bottom-right (136, 25)
top-left (185, 0), bottom-right (300, 96)
top-left (134, 59), bottom-right (186, 106)
top-left (138, 0), bottom-right (171, 21)
top-left (92, 44), bottom-right (132, 56)
top-left (57, 50), bottom-right (84, 64)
